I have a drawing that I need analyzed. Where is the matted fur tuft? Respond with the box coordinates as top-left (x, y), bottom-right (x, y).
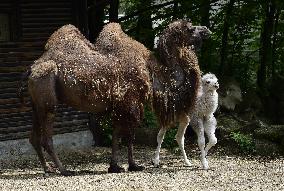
top-left (30, 60), bottom-right (58, 78)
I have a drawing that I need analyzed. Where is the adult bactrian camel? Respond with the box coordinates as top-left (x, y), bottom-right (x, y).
top-left (24, 20), bottom-right (210, 176)
top-left (94, 20), bottom-right (211, 167)
top-left (27, 25), bottom-right (151, 175)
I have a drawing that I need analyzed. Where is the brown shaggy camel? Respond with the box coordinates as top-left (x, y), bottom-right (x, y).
top-left (152, 21), bottom-right (211, 167)
top-left (25, 20), bottom-right (210, 176)
top-left (28, 25), bottom-right (150, 175)
top-left (94, 21), bottom-right (211, 167)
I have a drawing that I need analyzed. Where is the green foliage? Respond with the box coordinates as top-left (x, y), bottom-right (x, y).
top-left (142, 104), bottom-right (158, 129)
top-left (99, 114), bottom-right (113, 147)
top-left (162, 128), bottom-right (178, 150)
top-left (98, 104), bottom-right (158, 146)
top-left (230, 132), bottom-right (256, 153)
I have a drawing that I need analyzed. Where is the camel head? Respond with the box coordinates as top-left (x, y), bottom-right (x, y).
top-left (202, 73), bottom-right (219, 92)
top-left (189, 25), bottom-right (211, 49)
top-left (165, 20), bottom-right (211, 50)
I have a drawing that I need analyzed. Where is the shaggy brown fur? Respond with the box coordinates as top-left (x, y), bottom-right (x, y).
top-left (26, 20), bottom-right (210, 175)
top-left (94, 21), bottom-right (211, 169)
top-left (94, 23), bottom-right (155, 98)
top-left (94, 22), bottom-right (202, 128)
top-left (154, 20), bottom-right (206, 128)
top-left (28, 24), bottom-right (150, 175)
top-left (152, 20), bottom-right (212, 167)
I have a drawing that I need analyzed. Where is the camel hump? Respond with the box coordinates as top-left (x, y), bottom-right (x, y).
top-left (96, 22), bottom-right (150, 56)
top-left (30, 60), bottom-right (58, 78)
top-left (44, 24), bottom-right (87, 50)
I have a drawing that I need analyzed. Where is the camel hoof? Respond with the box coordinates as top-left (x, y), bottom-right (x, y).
top-left (184, 159), bottom-right (192, 167)
top-left (128, 164), bottom-right (145, 172)
top-left (44, 165), bottom-right (56, 174)
top-left (202, 161), bottom-right (209, 170)
top-left (152, 158), bottom-right (160, 167)
top-left (108, 164), bottom-right (125, 173)
top-left (60, 170), bottom-right (75, 176)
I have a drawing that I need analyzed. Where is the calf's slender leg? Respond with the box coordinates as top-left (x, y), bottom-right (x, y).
top-left (196, 120), bottom-right (208, 169)
top-left (153, 127), bottom-right (167, 167)
top-left (204, 116), bottom-right (217, 156)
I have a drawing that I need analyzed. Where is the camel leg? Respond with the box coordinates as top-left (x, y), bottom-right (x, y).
top-left (195, 120), bottom-right (208, 170)
top-left (40, 112), bottom-right (73, 176)
top-left (29, 105), bottom-right (55, 174)
top-left (175, 114), bottom-right (191, 166)
top-left (204, 116), bottom-right (217, 156)
top-left (127, 105), bottom-right (144, 172)
top-left (153, 127), bottom-right (167, 167)
top-left (108, 125), bottom-right (125, 173)
top-left (127, 126), bottom-right (144, 172)
top-left (108, 103), bottom-right (144, 173)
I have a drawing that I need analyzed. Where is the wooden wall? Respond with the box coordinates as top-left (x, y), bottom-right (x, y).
top-left (0, 0), bottom-right (89, 141)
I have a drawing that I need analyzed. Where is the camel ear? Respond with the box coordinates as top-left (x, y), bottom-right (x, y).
top-left (186, 22), bottom-right (193, 30)
top-left (187, 24), bottom-right (196, 33)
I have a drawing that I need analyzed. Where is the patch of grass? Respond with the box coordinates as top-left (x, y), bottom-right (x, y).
top-left (162, 128), bottom-right (178, 150)
top-left (98, 104), bottom-right (158, 146)
top-left (230, 132), bottom-right (256, 153)
top-left (142, 104), bottom-right (158, 129)
top-left (100, 114), bottom-right (113, 147)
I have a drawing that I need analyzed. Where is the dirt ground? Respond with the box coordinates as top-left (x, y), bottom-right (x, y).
top-left (0, 145), bottom-right (283, 191)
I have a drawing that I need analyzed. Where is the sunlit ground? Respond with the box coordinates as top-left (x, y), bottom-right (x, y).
top-left (0, 145), bottom-right (283, 191)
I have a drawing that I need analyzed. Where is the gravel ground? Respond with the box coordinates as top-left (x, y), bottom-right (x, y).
top-left (0, 146), bottom-right (283, 191)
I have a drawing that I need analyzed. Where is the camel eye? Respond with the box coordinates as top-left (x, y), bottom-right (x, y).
top-left (206, 81), bottom-right (210, 84)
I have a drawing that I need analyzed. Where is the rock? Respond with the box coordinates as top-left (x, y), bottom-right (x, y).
top-left (281, 138), bottom-right (284, 153)
top-left (254, 139), bottom-right (281, 156)
top-left (237, 91), bottom-right (263, 121)
top-left (218, 79), bottom-right (242, 111)
top-left (267, 75), bottom-right (284, 124)
top-left (254, 125), bottom-right (284, 143)
top-left (241, 120), bottom-right (267, 133)
top-left (216, 115), bottom-right (245, 137)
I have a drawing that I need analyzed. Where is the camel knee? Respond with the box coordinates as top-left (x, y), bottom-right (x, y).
top-left (210, 136), bottom-right (217, 145)
top-left (40, 137), bottom-right (54, 153)
top-left (157, 129), bottom-right (166, 144)
top-left (175, 134), bottom-right (184, 146)
top-left (198, 136), bottom-right (205, 148)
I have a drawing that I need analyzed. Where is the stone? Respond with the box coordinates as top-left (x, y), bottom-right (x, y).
top-left (254, 139), bottom-right (281, 156)
top-left (254, 125), bottom-right (284, 143)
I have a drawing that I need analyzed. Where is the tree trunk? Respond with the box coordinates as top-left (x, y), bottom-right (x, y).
top-left (109, 0), bottom-right (119, 22)
top-left (257, 0), bottom-right (276, 89)
top-left (199, 0), bottom-right (211, 70)
top-left (88, 0), bottom-right (106, 42)
top-left (219, 0), bottom-right (235, 76)
top-left (271, 9), bottom-right (280, 80)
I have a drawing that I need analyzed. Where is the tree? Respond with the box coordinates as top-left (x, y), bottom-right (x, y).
top-left (257, 0), bottom-right (276, 90)
top-left (219, 0), bottom-right (236, 77)
top-left (109, 0), bottom-right (119, 22)
top-left (199, 0), bottom-right (212, 70)
top-left (88, 0), bottom-right (107, 42)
